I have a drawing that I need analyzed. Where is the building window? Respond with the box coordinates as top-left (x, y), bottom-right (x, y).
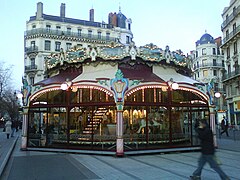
top-left (212, 48), bottom-right (216, 55)
top-left (234, 61), bottom-right (239, 73)
top-left (30, 77), bottom-right (34, 85)
top-left (213, 59), bottom-right (217, 66)
top-left (126, 36), bottom-right (130, 44)
top-left (227, 47), bottom-right (230, 58)
top-left (56, 26), bottom-right (61, 34)
top-left (77, 44), bottom-right (82, 47)
top-left (98, 31), bottom-right (102, 39)
top-left (78, 29), bottom-right (82, 37)
top-left (213, 70), bottom-right (217, 76)
top-left (202, 59), bottom-right (207, 67)
top-left (233, 23), bottom-right (236, 34)
top-left (196, 51), bottom-right (198, 58)
top-left (203, 70), bottom-right (208, 77)
top-left (67, 28), bottom-right (71, 35)
top-left (31, 41), bottom-right (36, 48)
top-left (88, 30), bottom-right (92, 38)
top-left (30, 58), bottom-right (35, 69)
top-left (234, 41), bottom-right (238, 54)
top-left (66, 43), bottom-right (72, 50)
top-left (32, 25), bottom-right (36, 29)
top-left (222, 60), bottom-right (225, 67)
top-left (106, 32), bottom-right (110, 41)
top-left (46, 25), bottom-right (51, 32)
top-left (197, 61), bottom-right (199, 68)
top-left (202, 48), bottom-right (206, 55)
top-left (128, 23), bottom-right (131, 30)
top-left (228, 64), bottom-right (231, 74)
top-left (226, 29), bottom-right (229, 39)
top-left (233, 6), bottom-right (236, 15)
top-left (44, 40), bottom-right (51, 51)
top-left (55, 42), bottom-right (61, 51)
top-left (197, 72), bottom-right (199, 78)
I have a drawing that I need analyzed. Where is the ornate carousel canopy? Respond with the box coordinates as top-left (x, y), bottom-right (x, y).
top-left (45, 42), bottom-right (190, 70)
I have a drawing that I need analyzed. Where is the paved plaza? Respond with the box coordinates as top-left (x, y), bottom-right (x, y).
top-left (0, 128), bottom-right (240, 180)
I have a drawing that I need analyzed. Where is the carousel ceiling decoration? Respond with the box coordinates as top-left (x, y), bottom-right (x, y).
top-left (45, 42), bottom-right (190, 70)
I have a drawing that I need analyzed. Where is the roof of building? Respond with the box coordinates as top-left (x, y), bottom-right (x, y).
top-left (29, 14), bottom-right (113, 29)
top-left (196, 33), bottom-right (215, 46)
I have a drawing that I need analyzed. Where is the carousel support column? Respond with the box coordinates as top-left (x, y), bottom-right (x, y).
top-left (116, 102), bottom-right (124, 157)
top-left (210, 105), bottom-right (217, 147)
top-left (21, 107), bottom-right (28, 150)
top-left (206, 78), bottom-right (219, 148)
top-left (110, 69), bottom-right (129, 157)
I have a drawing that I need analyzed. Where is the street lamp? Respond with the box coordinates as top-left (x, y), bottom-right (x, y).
top-left (167, 78), bottom-right (179, 90)
top-left (61, 79), bottom-right (72, 90)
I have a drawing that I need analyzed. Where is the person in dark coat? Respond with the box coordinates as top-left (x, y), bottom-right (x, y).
top-left (220, 116), bottom-right (229, 137)
top-left (190, 119), bottom-right (230, 180)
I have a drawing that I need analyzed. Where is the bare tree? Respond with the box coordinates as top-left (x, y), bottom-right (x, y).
top-left (0, 61), bottom-right (20, 121)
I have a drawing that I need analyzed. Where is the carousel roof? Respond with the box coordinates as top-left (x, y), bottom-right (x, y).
top-left (34, 69), bottom-right (80, 87)
top-left (34, 42), bottom-right (202, 90)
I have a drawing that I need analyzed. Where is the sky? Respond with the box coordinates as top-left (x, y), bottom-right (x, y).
top-left (0, 0), bottom-right (230, 90)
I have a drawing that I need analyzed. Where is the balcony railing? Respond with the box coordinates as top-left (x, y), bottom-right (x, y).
top-left (222, 69), bottom-right (240, 81)
top-left (25, 28), bottom-right (117, 42)
top-left (221, 5), bottom-right (240, 30)
top-left (193, 62), bottom-right (224, 70)
top-left (25, 65), bottom-right (38, 72)
top-left (25, 46), bottom-right (38, 53)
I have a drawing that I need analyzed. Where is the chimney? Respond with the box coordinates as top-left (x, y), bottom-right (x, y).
top-left (36, 2), bottom-right (43, 20)
top-left (89, 8), bottom-right (94, 22)
top-left (60, 3), bottom-right (66, 18)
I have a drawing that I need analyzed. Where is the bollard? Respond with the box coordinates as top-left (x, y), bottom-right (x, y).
top-left (233, 129), bottom-right (236, 141)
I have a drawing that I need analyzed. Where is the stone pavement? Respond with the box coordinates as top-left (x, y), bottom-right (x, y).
top-left (0, 128), bottom-right (240, 180)
top-left (0, 128), bottom-right (19, 176)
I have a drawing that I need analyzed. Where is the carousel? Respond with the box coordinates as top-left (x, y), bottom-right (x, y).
top-left (21, 42), bottom-right (211, 156)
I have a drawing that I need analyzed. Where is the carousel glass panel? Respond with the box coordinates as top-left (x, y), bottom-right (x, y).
top-left (44, 107), bottom-right (67, 147)
top-left (171, 106), bottom-right (191, 146)
top-left (68, 106), bottom-right (116, 150)
top-left (28, 108), bottom-right (47, 147)
top-left (123, 106), bottom-right (170, 150)
top-left (147, 106), bottom-right (169, 144)
top-left (31, 90), bottom-right (66, 105)
top-left (191, 107), bottom-right (210, 146)
top-left (47, 90), bottom-right (66, 104)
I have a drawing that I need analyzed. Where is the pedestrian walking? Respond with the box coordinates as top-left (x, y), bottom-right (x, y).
top-left (220, 116), bottom-right (229, 137)
top-left (5, 119), bottom-right (12, 139)
top-left (190, 119), bottom-right (230, 180)
top-left (11, 120), bottom-right (17, 137)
